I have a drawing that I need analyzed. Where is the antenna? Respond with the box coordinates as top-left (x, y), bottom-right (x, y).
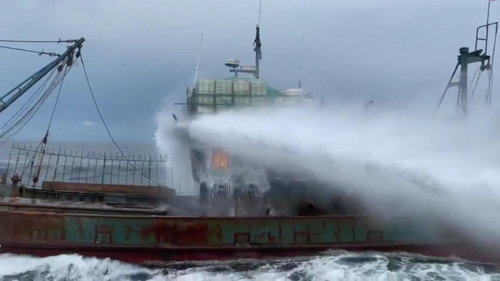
top-left (227, 0), bottom-right (263, 79)
top-left (193, 33), bottom-right (204, 87)
top-left (253, 0), bottom-right (263, 79)
top-left (486, 0), bottom-right (492, 52)
top-left (484, 0), bottom-right (498, 106)
top-left (299, 35), bottom-right (304, 89)
top-left (176, 33), bottom-right (204, 111)
top-left (258, 0), bottom-right (262, 26)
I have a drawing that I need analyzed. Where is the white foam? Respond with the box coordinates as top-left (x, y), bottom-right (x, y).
top-left (0, 253), bottom-right (161, 280)
top-left (0, 253), bottom-right (498, 280)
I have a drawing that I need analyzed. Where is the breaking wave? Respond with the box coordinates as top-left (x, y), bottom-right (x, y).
top-left (0, 252), bottom-right (499, 280)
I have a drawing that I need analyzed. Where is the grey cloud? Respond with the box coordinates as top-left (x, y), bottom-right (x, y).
top-left (0, 0), bottom-right (495, 142)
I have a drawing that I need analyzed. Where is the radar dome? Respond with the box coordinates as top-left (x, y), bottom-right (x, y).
top-left (225, 59), bottom-right (240, 69)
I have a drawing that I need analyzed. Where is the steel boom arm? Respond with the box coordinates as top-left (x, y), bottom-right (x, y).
top-left (0, 37), bottom-right (85, 113)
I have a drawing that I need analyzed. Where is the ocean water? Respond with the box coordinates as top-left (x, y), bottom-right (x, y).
top-left (2, 252), bottom-right (500, 280)
top-left (0, 141), bottom-right (497, 280)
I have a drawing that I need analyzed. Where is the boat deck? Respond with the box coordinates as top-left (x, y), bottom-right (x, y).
top-left (0, 196), bottom-right (172, 215)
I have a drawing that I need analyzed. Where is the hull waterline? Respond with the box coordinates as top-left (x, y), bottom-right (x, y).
top-left (0, 241), bottom-right (498, 265)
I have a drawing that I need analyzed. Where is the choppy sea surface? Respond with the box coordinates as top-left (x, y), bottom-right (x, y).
top-left (0, 141), bottom-right (498, 281)
top-left (1, 252), bottom-right (500, 281)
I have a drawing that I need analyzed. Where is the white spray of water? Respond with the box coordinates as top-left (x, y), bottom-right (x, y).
top-left (155, 111), bottom-right (196, 194)
top-left (155, 101), bottom-right (500, 246)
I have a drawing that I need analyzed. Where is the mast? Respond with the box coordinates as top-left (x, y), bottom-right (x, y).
top-left (486, 0), bottom-right (492, 55)
top-left (228, 0), bottom-right (263, 79)
top-left (253, 0), bottom-right (263, 79)
top-left (0, 38), bottom-right (85, 113)
top-left (435, 48), bottom-right (490, 116)
top-left (299, 35), bottom-right (304, 89)
top-left (435, 21), bottom-right (497, 116)
top-left (254, 24), bottom-right (262, 79)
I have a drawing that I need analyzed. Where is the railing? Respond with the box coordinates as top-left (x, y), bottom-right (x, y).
top-left (3, 143), bottom-right (169, 187)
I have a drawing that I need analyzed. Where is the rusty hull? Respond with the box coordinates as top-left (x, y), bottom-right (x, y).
top-left (0, 210), bottom-right (497, 264)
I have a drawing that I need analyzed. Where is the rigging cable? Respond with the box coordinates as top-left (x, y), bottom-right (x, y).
top-left (298, 35), bottom-right (304, 89)
top-left (79, 55), bottom-right (161, 186)
top-left (21, 66), bottom-right (71, 180)
top-left (0, 39), bottom-right (77, 44)
top-left (192, 33), bottom-right (204, 87)
top-left (469, 66), bottom-right (481, 85)
top-left (487, 68), bottom-right (494, 105)
top-left (46, 67), bottom-right (67, 131)
top-left (31, 67), bottom-right (69, 185)
top-left (0, 45), bottom-right (59, 57)
top-left (469, 66), bottom-right (483, 101)
top-left (0, 75), bottom-right (57, 145)
top-left (2, 69), bottom-right (65, 136)
top-left (1, 68), bottom-right (57, 131)
top-left (487, 26), bottom-right (498, 105)
top-left (0, 65), bottom-right (69, 146)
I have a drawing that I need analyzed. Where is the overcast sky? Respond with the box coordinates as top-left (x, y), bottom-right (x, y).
top-left (0, 0), bottom-right (494, 143)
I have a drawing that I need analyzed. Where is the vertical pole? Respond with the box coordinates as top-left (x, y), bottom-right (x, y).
top-left (53, 148), bottom-right (61, 181)
top-left (125, 154), bottom-right (129, 185)
top-left (179, 155), bottom-right (182, 193)
top-left (4, 144), bottom-right (14, 182)
top-left (77, 150), bottom-right (84, 181)
top-left (85, 156), bottom-right (91, 182)
top-left (148, 154), bottom-right (152, 186)
top-left (140, 154), bottom-right (144, 185)
top-left (171, 155), bottom-right (174, 189)
top-left (26, 147), bottom-right (32, 179)
top-left (69, 150), bottom-right (77, 181)
top-left (255, 48), bottom-right (260, 79)
top-left (459, 47), bottom-right (469, 115)
top-left (13, 146), bottom-right (21, 180)
top-left (61, 149), bottom-right (68, 182)
top-left (486, 0), bottom-right (492, 55)
top-left (102, 153), bottom-right (106, 184)
top-left (117, 153), bottom-right (122, 185)
top-left (156, 155), bottom-right (159, 186)
top-left (132, 154), bottom-right (136, 185)
top-left (44, 150), bottom-right (53, 182)
top-left (110, 153), bottom-right (114, 184)
top-left (93, 152), bottom-right (100, 183)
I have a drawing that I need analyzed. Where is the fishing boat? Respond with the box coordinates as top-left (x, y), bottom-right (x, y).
top-left (0, 15), bottom-right (499, 266)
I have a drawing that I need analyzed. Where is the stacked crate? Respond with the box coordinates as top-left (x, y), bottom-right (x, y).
top-left (191, 78), bottom-right (274, 113)
top-left (233, 80), bottom-right (251, 105)
top-left (194, 79), bottom-right (215, 113)
top-left (233, 80), bottom-right (251, 94)
top-left (195, 79), bottom-right (215, 94)
top-left (214, 80), bottom-right (232, 110)
top-left (250, 80), bottom-right (268, 105)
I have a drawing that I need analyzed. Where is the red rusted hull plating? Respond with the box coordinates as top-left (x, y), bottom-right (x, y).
top-left (1, 241), bottom-right (499, 265)
top-left (0, 210), bottom-right (498, 265)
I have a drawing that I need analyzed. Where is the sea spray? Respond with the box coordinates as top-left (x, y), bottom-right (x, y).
top-left (155, 102), bottom-right (500, 246)
top-left (154, 111), bottom-right (196, 194)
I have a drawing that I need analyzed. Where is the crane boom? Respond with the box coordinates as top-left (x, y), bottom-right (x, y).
top-left (0, 37), bottom-right (85, 113)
